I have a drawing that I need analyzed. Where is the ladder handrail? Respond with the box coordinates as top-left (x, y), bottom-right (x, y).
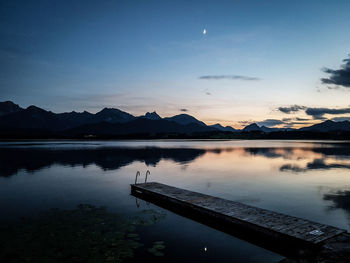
top-left (135, 170), bottom-right (151, 184)
top-left (135, 171), bottom-right (140, 184)
top-left (145, 170), bottom-right (150, 183)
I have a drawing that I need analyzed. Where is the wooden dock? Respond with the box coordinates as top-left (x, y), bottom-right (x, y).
top-left (131, 182), bottom-right (350, 262)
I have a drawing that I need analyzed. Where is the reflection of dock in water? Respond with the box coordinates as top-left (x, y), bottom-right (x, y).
top-left (131, 182), bottom-right (350, 262)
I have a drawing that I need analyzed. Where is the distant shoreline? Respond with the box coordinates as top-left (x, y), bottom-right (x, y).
top-left (1, 130), bottom-right (350, 141)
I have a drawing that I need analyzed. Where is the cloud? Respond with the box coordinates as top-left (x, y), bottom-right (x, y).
top-left (278, 105), bottom-right (306, 114)
top-left (257, 119), bottom-right (285, 127)
top-left (199, 75), bottom-right (260, 81)
top-left (180, 108), bottom-right (188, 112)
top-left (239, 117), bottom-right (315, 129)
top-left (321, 54), bottom-right (350, 88)
top-left (238, 120), bottom-right (253, 125)
top-left (331, 116), bottom-right (350, 122)
top-left (305, 107), bottom-right (350, 119)
top-left (256, 118), bottom-right (313, 128)
top-left (278, 104), bottom-right (350, 119)
top-left (284, 121), bottom-right (312, 127)
top-left (282, 117), bottom-right (310, 122)
top-left (296, 117), bottom-right (310, 121)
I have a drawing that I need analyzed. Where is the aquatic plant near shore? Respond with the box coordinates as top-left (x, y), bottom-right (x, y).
top-left (0, 204), bottom-right (166, 263)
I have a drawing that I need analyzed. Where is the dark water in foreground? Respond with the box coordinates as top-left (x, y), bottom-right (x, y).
top-left (1, 140), bottom-right (350, 262)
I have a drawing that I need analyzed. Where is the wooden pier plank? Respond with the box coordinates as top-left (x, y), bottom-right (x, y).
top-left (131, 182), bottom-right (345, 244)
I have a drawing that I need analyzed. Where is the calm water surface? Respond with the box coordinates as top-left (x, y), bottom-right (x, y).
top-left (1, 140), bottom-right (350, 262)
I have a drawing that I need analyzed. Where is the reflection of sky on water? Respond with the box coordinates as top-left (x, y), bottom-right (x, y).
top-left (2, 140), bottom-right (350, 177)
top-left (1, 140), bottom-right (350, 262)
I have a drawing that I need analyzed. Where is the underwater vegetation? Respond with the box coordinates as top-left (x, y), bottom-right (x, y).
top-left (0, 204), bottom-right (166, 263)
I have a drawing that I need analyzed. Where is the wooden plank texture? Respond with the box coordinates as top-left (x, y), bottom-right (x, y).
top-left (131, 182), bottom-right (345, 245)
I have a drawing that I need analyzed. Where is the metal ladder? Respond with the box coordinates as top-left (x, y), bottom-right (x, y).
top-left (134, 170), bottom-right (150, 185)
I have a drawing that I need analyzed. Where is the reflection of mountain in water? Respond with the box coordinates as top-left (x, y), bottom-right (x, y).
top-left (3, 144), bottom-right (350, 177)
top-left (244, 146), bottom-right (350, 160)
top-left (243, 146), bottom-right (350, 173)
top-left (244, 148), bottom-right (294, 159)
top-left (324, 191), bottom-right (350, 214)
top-left (280, 159), bottom-right (350, 172)
top-left (0, 147), bottom-right (206, 177)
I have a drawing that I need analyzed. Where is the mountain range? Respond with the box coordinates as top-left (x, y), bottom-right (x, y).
top-left (1, 101), bottom-right (350, 137)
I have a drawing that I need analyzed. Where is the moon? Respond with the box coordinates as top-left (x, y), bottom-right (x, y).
top-left (203, 28), bottom-right (207, 35)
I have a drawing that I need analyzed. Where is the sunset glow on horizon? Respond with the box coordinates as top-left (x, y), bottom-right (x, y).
top-left (1, 0), bottom-right (350, 129)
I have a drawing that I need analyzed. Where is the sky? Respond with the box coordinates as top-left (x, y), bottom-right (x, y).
top-left (1, 0), bottom-right (350, 128)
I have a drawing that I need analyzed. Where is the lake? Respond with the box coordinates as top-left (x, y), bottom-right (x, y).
top-left (1, 140), bottom-right (350, 262)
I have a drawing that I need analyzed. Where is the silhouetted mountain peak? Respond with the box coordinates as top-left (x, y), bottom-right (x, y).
top-left (0, 101), bottom-right (23, 116)
top-left (211, 123), bottom-right (224, 129)
top-left (4, 100), bottom-right (350, 138)
top-left (98, 107), bottom-right (131, 114)
top-left (142, 111), bottom-right (161, 120)
top-left (0, 101), bottom-right (19, 107)
top-left (94, 107), bottom-right (135, 123)
top-left (210, 123), bottom-right (236, 132)
top-left (98, 107), bottom-right (121, 114)
top-left (260, 125), bottom-right (280, 132)
top-left (165, 114), bottom-right (206, 126)
top-left (300, 119), bottom-right (350, 132)
top-left (26, 105), bottom-right (49, 113)
top-left (59, 110), bottom-right (93, 118)
top-left (243, 123), bottom-right (262, 131)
